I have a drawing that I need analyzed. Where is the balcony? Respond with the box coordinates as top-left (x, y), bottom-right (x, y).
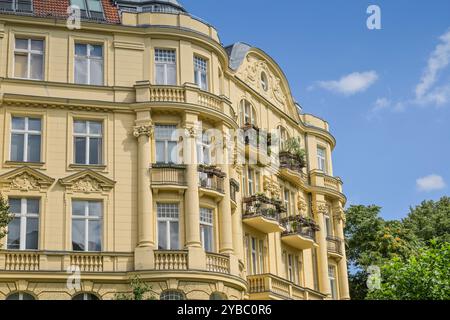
top-left (279, 151), bottom-right (307, 186)
top-left (247, 274), bottom-right (325, 300)
top-left (281, 216), bottom-right (319, 250)
top-left (242, 194), bottom-right (285, 233)
top-left (240, 124), bottom-right (271, 166)
top-left (327, 236), bottom-right (344, 259)
top-left (151, 163), bottom-right (187, 192)
top-left (198, 165), bottom-right (225, 197)
top-left (309, 170), bottom-right (345, 201)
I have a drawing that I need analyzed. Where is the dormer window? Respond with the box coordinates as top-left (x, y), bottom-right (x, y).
top-left (0, 0), bottom-right (32, 12)
top-left (70, 0), bottom-right (104, 20)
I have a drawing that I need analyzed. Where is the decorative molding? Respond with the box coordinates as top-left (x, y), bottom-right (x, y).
top-left (133, 124), bottom-right (154, 138)
top-left (59, 170), bottom-right (116, 193)
top-left (313, 201), bottom-right (329, 216)
top-left (113, 40), bottom-right (145, 51)
top-left (0, 166), bottom-right (55, 192)
top-left (333, 206), bottom-right (346, 222)
top-left (263, 176), bottom-right (281, 200)
top-left (297, 198), bottom-right (308, 215)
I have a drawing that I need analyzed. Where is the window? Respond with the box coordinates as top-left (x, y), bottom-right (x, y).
top-left (284, 189), bottom-right (290, 216)
top-left (72, 200), bottom-right (102, 252)
top-left (10, 117), bottom-right (41, 163)
top-left (329, 266), bottom-right (338, 299)
top-left (157, 203), bottom-right (179, 250)
top-left (160, 290), bottom-right (185, 300)
top-left (240, 100), bottom-right (256, 126)
top-left (286, 253), bottom-right (299, 284)
top-left (317, 146), bottom-right (327, 173)
top-left (155, 49), bottom-right (176, 85)
top-left (210, 292), bottom-right (227, 300)
top-left (261, 72), bottom-right (268, 91)
top-left (324, 214), bottom-right (333, 237)
top-left (200, 208), bottom-right (214, 252)
top-left (6, 292), bottom-right (35, 300)
top-left (7, 198), bottom-right (39, 250)
top-left (74, 120), bottom-right (103, 165)
top-left (197, 131), bottom-right (211, 165)
top-left (246, 168), bottom-right (260, 196)
top-left (194, 56), bottom-right (208, 90)
top-left (278, 126), bottom-right (289, 150)
top-left (155, 125), bottom-right (178, 164)
top-left (14, 38), bottom-right (44, 80)
top-left (70, 0), bottom-right (104, 19)
top-left (247, 236), bottom-right (264, 275)
top-left (312, 248), bottom-right (320, 291)
top-left (72, 293), bottom-right (99, 300)
top-left (74, 43), bottom-right (103, 85)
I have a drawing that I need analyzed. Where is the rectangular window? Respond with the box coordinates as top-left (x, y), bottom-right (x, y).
top-left (155, 125), bottom-right (178, 164)
top-left (10, 116), bottom-right (41, 163)
top-left (73, 120), bottom-right (103, 165)
top-left (286, 253), bottom-right (299, 284)
top-left (312, 248), bottom-right (320, 291)
top-left (251, 237), bottom-right (257, 275)
top-left (324, 215), bottom-right (333, 237)
top-left (284, 189), bottom-right (290, 216)
top-left (329, 266), bottom-right (338, 299)
top-left (157, 203), bottom-right (179, 250)
top-left (194, 56), bottom-right (208, 90)
top-left (7, 198), bottom-right (39, 250)
top-left (72, 200), bottom-right (102, 252)
top-left (197, 132), bottom-right (211, 165)
top-left (248, 237), bottom-right (264, 275)
top-left (247, 168), bottom-right (254, 195)
top-left (14, 38), bottom-right (44, 80)
top-left (70, 0), bottom-right (104, 19)
top-left (200, 208), bottom-right (214, 252)
top-left (317, 146), bottom-right (327, 173)
top-left (258, 239), bottom-right (264, 274)
top-left (0, 0), bottom-right (32, 12)
top-left (74, 43), bottom-right (104, 85)
top-left (155, 49), bottom-right (176, 85)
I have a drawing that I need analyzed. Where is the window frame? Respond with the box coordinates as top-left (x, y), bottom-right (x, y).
top-left (155, 124), bottom-right (178, 164)
top-left (6, 198), bottom-right (40, 251)
top-left (74, 42), bottom-right (104, 86)
top-left (329, 265), bottom-right (338, 299)
top-left (160, 290), bottom-right (185, 300)
top-left (13, 37), bottom-right (44, 80)
top-left (246, 235), bottom-right (265, 276)
top-left (10, 116), bottom-right (42, 163)
top-left (194, 55), bottom-right (208, 91)
top-left (200, 207), bottom-right (214, 252)
top-left (70, 0), bottom-right (105, 20)
top-left (154, 48), bottom-right (177, 85)
top-left (317, 146), bottom-right (327, 173)
top-left (157, 203), bottom-right (180, 250)
top-left (73, 119), bottom-right (103, 165)
top-left (71, 200), bottom-right (103, 252)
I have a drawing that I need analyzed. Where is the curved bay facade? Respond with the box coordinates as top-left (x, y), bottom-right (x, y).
top-left (0, 0), bottom-right (349, 300)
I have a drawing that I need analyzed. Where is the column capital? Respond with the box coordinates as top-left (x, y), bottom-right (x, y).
top-left (313, 200), bottom-right (328, 216)
top-left (133, 123), bottom-right (154, 138)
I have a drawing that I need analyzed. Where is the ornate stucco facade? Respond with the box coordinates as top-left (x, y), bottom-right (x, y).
top-left (0, 0), bottom-right (349, 300)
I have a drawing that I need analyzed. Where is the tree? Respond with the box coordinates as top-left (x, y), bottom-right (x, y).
top-left (367, 242), bottom-right (450, 300)
top-left (403, 197), bottom-right (450, 244)
top-left (114, 276), bottom-right (155, 300)
top-left (0, 193), bottom-right (12, 246)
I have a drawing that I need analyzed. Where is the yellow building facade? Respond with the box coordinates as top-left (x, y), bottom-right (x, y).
top-left (0, 0), bottom-right (349, 300)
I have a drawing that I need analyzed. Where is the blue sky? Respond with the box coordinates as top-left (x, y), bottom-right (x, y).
top-left (182, 0), bottom-right (450, 220)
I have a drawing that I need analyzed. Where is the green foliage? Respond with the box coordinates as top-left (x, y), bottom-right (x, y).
top-left (0, 193), bottom-right (13, 245)
top-left (402, 197), bottom-right (450, 244)
top-left (281, 137), bottom-right (306, 161)
top-left (114, 276), bottom-right (155, 300)
top-left (367, 242), bottom-right (450, 300)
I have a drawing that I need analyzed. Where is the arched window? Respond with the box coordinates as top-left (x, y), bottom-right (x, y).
top-left (72, 293), bottom-right (100, 300)
top-left (160, 290), bottom-right (185, 300)
top-left (240, 100), bottom-right (257, 127)
top-left (6, 292), bottom-right (35, 300)
top-left (210, 292), bottom-right (228, 300)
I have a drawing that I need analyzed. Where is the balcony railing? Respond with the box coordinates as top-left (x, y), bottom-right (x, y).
top-left (151, 163), bottom-right (187, 186)
top-left (243, 194), bottom-right (284, 221)
top-left (154, 250), bottom-right (188, 270)
top-left (198, 165), bottom-right (225, 194)
top-left (327, 236), bottom-right (343, 256)
top-left (206, 253), bottom-right (231, 274)
top-left (281, 217), bottom-right (318, 241)
top-left (247, 274), bottom-right (308, 300)
top-left (279, 151), bottom-right (306, 173)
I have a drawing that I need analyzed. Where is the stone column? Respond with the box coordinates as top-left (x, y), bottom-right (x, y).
top-left (334, 202), bottom-right (350, 300)
top-left (313, 194), bottom-right (332, 298)
top-left (133, 111), bottom-right (155, 270)
top-left (218, 125), bottom-right (234, 254)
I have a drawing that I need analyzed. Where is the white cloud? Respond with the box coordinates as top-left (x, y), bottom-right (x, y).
top-left (315, 71), bottom-right (379, 96)
top-left (416, 174), bottom-right (446, 192)
top-left (372, 97), bottom-right (391, 112)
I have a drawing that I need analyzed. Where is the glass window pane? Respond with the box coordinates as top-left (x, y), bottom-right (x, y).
top-left (28, 118), bottom-right (41, 131)
top-left (155, 141), bottom-right (165, 163)
top-left (204, 226), bottom-right (213, 252)
top-left (87, 0), bottom-right (102, 12)
top-left (74, 121), bottom-right (87, 134)
top-left (72, 219), bottom-right (85, 251)
top-left (89, 137), bottom-right (102, 164)
top-left (90, 44), bottom-right (103, 57)
top-left (170, 222), bottom-right (179, 250)
top-left (27, 135), bottom-right (41, 162)
top-left (14, 53), bottom-right (28, 78)
top-left (89, 59), bottom-right (103, 85)
top-left (88, 220), bottom-right (102, 251)
top-left (12, 117), bottom-right (25, 130)
top-left (25, 218), bottom-right (39, 250)
top-left (27, 199), bottom-right (40, 214)
top-left (75, 43), bottom-right (87, 56)
top-left (9, 199), bottom-right (21, 213)
top-left (201, 73), bottom-right (208, 90)
top-left (75, 137), bottom-right (86, 164)
top-left (31, 40), bottom-right (43, 52)
top-left (7, 218), bottom-right (21, 250)
top-left (75, 57), bottom-right (88, 84)
top-left (11, 134), bottom-right (24, 161)
top-left (15, 38), bottom-right (28, 50)
top-left (88, 201), bottom-right (102, 217)
top-left (89, 121), bottom-right (102, 135)
top-left (167, 64), bottom-right (176, 85)
top-left (168, 141), bottom-right (177, 163)
top-left (72, 201), bottom-right (85, 216)
top-left (158, 221), bottom-right (167, 250)
top-left (155, 64), bottom-right (165, 85)
top-left (30, 54), bottom-right (44, 80)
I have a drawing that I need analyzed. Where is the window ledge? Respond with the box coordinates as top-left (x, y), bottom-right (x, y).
top-left (69, 164), bottom-right (107, 171)
top-left (4, 161), bottom-right (45, 168)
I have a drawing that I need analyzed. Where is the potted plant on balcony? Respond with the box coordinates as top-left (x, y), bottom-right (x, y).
top-left (279, 137), bottom-right (306, 170)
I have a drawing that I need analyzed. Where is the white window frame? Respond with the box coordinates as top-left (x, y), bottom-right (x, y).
top-left (241, 100), bottom-right (256, 126)
top-left (7, 198), bottom-right (39, 251)
top-left (154, 49), bottom-right (177, 85)
top-left (74, 43), bottom-right (104, 85)
top-left (13, 38), bottom-right (44, 80)
top-left (71, 200), bottom-right (102, 252)
top-left (70, 0), bottom-right (104, 19)
top-left (284, 189), bottom-right (290, 215)
top-left (317, 146), bottom-right (327, 173)
top-left (247, 168), bottom-right (254, 195)
top-left (197, 131), bottom-right (212, 165)
top-left (329, 265), bottom-right (338, 299)
top-left (73, 120), bottom-right (103, 165)
top-left (324, 214), bottom-right (333, 237)
top-left (155, 125), bottom-right (178, 164)
top-left (194, 56), bottom-right (208, 90)
top-left (157, 203), bottom-right (180, 250)
top-left (10, 116), bottom-right (41, 162)
top-left (200, 207), bottom-right (214, 252)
